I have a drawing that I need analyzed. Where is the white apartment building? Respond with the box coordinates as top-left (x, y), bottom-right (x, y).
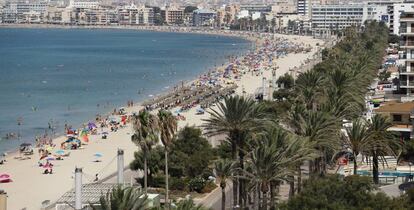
top-left (311, 3), bottom-right (388, 33)
top-left (68, 0), bottom-right (99, 9)
top-left (240, 4), bottom-right (271, 14)
top-left (393, 3), bottom-right (414, 35)
top-left (297, 0), bottom-right (310, 17)
top-left (2, 1), bottom-right (48, 23)
top-left (118, 4), bottom-right (154, 25)
top-left (396, 5), bottom-right (414, 95)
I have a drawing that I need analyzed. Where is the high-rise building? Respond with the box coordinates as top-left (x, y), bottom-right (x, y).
top-left (117, 3), bottom-right (154, 25)
top-left (162, 5), bottom-right (184, 25)
top-left (395, 4), bottom-right (414, 95)
top-left (297, 0), bottom-right (310, 16)
top-left (192, 8), bottom-right (215, 26)
top-left (311, 3), bottom-right (388, 34)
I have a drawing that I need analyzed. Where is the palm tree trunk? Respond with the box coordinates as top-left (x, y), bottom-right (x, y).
top-left (308, 160), bottom-right (314, 176)
top-left (353, 153), bottom-right (358, 175)
top-left (270, 182), bottom-right (275, 209)
top-left (231, 142), bottom-right (238, 208)
top-left (165, 149), bottom-right (169, 209)
top-left (373, 151), bottom-right (379, 184)
top-left (144, 151), bottom-right (148, 195)
top-left (262, 187), bottom-right (268, 210)
top-left (288, 175), bottom-right (294, 198)
top-left (254, 184), bottom-right (259, 210)
top-left (321, 151), bottom-right (327, 175)
top-left (297, 165), bottom-right (302, 193)
top-left (239, 149), bottom-right (245, 209)
top-left (221, 187), bottom-right (226, 210)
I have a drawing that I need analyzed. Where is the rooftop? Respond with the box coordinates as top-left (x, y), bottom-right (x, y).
top-left (375, 101), bottom-right (414, 114)
top-left (55, 183), bottom-right (119, 204)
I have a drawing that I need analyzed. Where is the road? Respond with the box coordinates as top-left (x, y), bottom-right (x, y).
top-left (198, 182), bottom-right (234, 210)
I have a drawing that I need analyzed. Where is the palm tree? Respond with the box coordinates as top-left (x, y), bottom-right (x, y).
top-left (296, 110), bottom-right (340, 175)
top-left (131, 110), bottom-right (159, 194)
top-left (214, 159), bottom-right (236, 210)
top-left (158, 109), bottom-right (177, 209)
top-left (241, 126), bottom-right (316, 209)
top-left (176, 198), bottom-right (209, 210)
top-left (202, 95), bottom-right (263, 208)
top-left (92, 186), bottom-right (148, 210)
top-left (367, 114), bottom-right (400, 184)
top-left (343, 118), bottom-right (371, 175)
top-left (295, 71), bottom-right (324, 110)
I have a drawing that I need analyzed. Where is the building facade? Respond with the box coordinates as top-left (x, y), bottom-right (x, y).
top-left (2, 1), bottom-right (48, 23)
top-left (399, 10), bottom-right (414, 95)
top-left (297, 0), bottom-right (310, 17)
top-left (118, 4), bottom-right (154, 25)
top-left (311, 3), bottom-right (388, 33)
top-left (240, 4), bottom-right (271, 15)
top-left (192, 8), bottom-right (215, 26)
top-left (162, 6), bottom-right (184, 25)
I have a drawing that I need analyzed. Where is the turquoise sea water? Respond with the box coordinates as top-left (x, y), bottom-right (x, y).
top-left (0, 28), bottom-right (250, 152)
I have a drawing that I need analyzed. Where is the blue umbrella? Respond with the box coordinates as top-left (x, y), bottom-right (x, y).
top-left (55, 150), bottom-right (65, 155)
top-left (94, 153), bottom-right (103, 158)
top-left (46, 156), bottom-right (55, 161)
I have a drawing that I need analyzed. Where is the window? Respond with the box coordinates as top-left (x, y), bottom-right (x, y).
top-left (393, 114), bottom-right (402, 122)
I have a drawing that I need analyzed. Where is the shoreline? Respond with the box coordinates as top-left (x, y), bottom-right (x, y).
top-left (0, 25), bottom-right (324, 210)
top-left (0, 24), bottom-right (261, 43)
top-left (0, 24), bottom-right (254, 155)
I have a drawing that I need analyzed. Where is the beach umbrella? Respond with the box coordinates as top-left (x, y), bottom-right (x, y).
top-left (0, 173), bottom-right (12, 183)
top-left (94, 153), bottom-right (103, 158)
top-left (88, 122), bottom-right (97, 130)
top-left (45, 156), bottom-right (55, 161)
top-left (101, 132), bottom-right (109, 135)
top-left (80, 129), bottom-right (89, 143)
top-left (55, 150), bottom-right (65, 155)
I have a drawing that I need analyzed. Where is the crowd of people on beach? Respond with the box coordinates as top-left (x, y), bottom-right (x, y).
top-left (0, 29), bottom-right (317, 179)
top-left (142, 32), bottom-right (313, 114)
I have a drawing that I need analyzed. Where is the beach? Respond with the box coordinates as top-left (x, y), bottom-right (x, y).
top-left (0, 27), bottom-right (324, 210)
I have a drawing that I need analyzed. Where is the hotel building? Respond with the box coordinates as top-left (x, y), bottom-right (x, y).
top-left (162, 6), bottom-right (184, 25)
top-left (311, 3), bottom-right (389, 34)
top-left (398, 6), bottom-right (414, 96)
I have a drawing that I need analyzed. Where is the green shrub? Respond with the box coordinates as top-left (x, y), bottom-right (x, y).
top-left (188, 177), bottom-right (206, 193)
top-left (201, 169), bottom-right (214, 180)
top-left (170, 177), bottom-right (187, 191)
top-left (201, 181), bottom-right (217, 193)
top-left (150, 175), bottom-right (166, 188)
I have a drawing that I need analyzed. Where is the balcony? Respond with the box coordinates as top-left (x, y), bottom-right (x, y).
top-left (400, 13), bottom-right (414, 22)
top-left (401, 27), bottom-right (414, 35)
top-left (400, 41), bottom-right (414, 48)
top-left (389, 124), bottom-right (413, 132)
top-left (400, 81), bottom-right (414, 87)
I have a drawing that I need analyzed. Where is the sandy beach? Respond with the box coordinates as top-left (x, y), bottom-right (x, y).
top-left (0, 26), bottom-right (323, 210)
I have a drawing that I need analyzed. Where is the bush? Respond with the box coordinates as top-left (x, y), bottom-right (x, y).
top-left (170, 177), bottom-right (187, 191)
top-left (136, 175), bottom-right (165, 188)
top-left (188, 177), bottom-right (206, 193)
top-left (201, 169), bottom-right (214, 180)
top-left (201, 181), bottom-right (217, 194)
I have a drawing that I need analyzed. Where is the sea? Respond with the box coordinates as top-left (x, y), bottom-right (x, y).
top-left (0, 28), bottom-right (251, 153)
